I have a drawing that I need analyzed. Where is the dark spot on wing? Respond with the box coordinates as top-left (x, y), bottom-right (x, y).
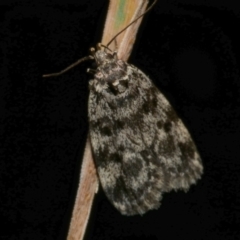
top-left (149, 87), bottom-right (158, 108)
top-left (101, 126), bottom-right (112, 136)
top-left (142, 101), bottom-right (151, 114)
top-left (159, 135), bottom-right (176, 156)
top-left (122, 157), bottom-right (143, 177)
top-left (157, 121), bottom-right (163, 129)
top-left (115, 119), bottom-right (125, 129)
top-left (113, 177), bottom-right (130, 202)
top-left (118, 145), bottom-right (124, 151)
top-left (109, 152), bottom-right (122, 163)
top-left (178, 142), bottom-right (195, 159)
top-left (164, 121), bottom-right (172, 132)
top-left (142, 88), bottom-right (158, 114)
top-left (108, 83), bottom-right (118, 95)
top-left (96, 146), bottom-right (109, 167)
top-left (114, 179), bottom-right (142, 213)
top-left (107, 101), bottom-right (116, 110)
top-left (95, 94), bottom-right (102, 105)
top-left (166, 108), bottom-right (178, 122)
top-left (119, 79), bottom-right (128, 88)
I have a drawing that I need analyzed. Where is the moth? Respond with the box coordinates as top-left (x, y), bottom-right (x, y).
top-left (43, 0), bottom-right (203, 216)
top-left (87, 44), bottom-right (203, 216)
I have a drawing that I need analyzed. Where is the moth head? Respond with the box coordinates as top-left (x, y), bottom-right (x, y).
top-left (90, 44), bottom-right (118, 66)
top-left (88, 44), bottom-right (129, 95)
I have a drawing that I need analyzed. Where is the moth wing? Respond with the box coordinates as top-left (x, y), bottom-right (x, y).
top-left (89, 66), bottom-right (203, 216)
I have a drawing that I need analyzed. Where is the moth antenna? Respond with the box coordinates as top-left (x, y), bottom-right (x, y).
top-left (106, 0), bottom-right (157, 48)
top-left (42, 56), bottom-right (93, 78)
top-left (97, 43), bottom-right (113, 53)
top-left (42, 0), bottom-right (157, 78)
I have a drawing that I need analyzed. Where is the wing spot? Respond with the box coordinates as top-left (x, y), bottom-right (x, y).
top-left (157, 121), bottom-right (163, 129)
top-left (166, 108), bottom-right (178, 122)
top-left (178, 142), bottom-right (195, 159)
top-left (101, 126), bottom-right (112, 136)
top-left (164, 122), bottom-right (172, 132)
top-left (109, 152), bottom-right (122, 163)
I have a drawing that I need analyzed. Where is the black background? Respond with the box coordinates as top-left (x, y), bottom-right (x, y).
top-left (1, 0), bottom-right (240, 239)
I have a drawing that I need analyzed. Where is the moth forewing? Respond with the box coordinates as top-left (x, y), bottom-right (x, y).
top-left (88, 48), bottom-right (203, 216)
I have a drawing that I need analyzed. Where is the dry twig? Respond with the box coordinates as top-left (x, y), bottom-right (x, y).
top-left (67, 1), bottom-right (149, 239)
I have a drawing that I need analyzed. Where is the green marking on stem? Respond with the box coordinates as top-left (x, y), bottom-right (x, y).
top-left (115, 0), bottom-right (126, 30)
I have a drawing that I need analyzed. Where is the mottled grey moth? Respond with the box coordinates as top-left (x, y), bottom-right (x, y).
top-left (43, 0), bottom-right (203, 216)
top-left (87, 45), bottom-right (203, 216)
